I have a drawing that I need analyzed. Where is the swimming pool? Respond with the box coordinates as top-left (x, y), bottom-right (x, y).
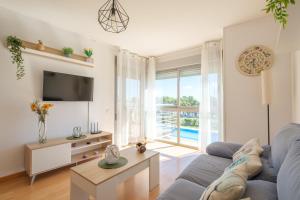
top-left (171, 128), bottom-right (199, 140)
top-left (169, 128), bottom-right (219, 143)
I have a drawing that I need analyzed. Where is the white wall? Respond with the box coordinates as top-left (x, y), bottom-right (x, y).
top-left (278, 3), bottom-right (300, 123)
top-left (292, 51), bottom-right (300, 122)
top-left (0, 7), bottom-right (116, 177)
top-left (223, 16), bottom-right (292, 144)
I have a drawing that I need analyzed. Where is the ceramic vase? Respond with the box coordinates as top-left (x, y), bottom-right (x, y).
top-left (105, 145), bottom-right (120, 164)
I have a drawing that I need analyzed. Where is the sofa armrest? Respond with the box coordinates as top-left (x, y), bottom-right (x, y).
top-left (206, 142), bottom-right (242, 159)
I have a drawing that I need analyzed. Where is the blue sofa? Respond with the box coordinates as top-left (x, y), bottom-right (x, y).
top-left (158, 123), bottom-right (300, 200)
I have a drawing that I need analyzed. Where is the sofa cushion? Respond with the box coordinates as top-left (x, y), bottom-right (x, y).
top-left (277, 139), bottom-right (300, 200)
top-left (272, 123), bottom-right (300, 173)
top-left (243, 180), bottom-right (277, 200)
top-left (252, 157), bottom-right (276, 182)
top-left (157, 178), bottom-right (205, 200)
top-left (206, 142), bottom-right (242, 159)
top-left (200, 160), bottom-right (248, 200)
top-left (177, 154), bottom-right (232, 187)
top-left (233, 138), bottom-right (263, 161)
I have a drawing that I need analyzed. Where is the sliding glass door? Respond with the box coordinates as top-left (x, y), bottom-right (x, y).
top-left (155, 66), bottom-right (201, 147)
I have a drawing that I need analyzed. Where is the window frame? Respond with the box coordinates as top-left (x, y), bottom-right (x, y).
top-left (156, 65), bottom-right (201, 147)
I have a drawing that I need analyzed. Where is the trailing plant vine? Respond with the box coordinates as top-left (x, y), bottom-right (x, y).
top-left (264, 0), bottom-right (296, 28)
top-left (6, 36), bottom-right (25, 80)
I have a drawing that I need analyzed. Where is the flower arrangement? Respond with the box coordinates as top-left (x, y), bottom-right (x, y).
top-left (84, 48), bottom-right (93, 58)
top-left (31, 101), bottom-right (54, 143)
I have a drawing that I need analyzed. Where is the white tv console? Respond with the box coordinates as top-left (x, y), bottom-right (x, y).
top-left (24, 132), bottom-right (112, 184)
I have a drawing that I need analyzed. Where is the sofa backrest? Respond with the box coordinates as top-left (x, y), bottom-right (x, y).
top-left (277, 139), bottom-right (300, 200)
top-left (271, 123), bottom-right (300, 174)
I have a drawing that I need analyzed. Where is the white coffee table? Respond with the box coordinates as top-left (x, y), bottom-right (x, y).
top-left (70, 147), bottom-right (160, 200)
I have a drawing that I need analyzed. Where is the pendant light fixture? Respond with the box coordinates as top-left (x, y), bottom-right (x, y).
top-left (98, 0), bottom-right (129, 33)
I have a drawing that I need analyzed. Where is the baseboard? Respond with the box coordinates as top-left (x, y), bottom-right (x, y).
top-left (0, 171), bottom-right (26, 183)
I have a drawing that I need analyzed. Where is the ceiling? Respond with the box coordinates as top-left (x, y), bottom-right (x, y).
top-left (0, 0), bottom-right (266, 56)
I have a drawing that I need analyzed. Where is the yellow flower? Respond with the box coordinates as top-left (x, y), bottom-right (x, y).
top-left (42, 103), bottom-right (54, 111)
top-left (31, 103), bottom-right (37, 111)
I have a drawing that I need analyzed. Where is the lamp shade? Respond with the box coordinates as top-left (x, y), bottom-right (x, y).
top-left (261, 69), bottom-right (272, 105)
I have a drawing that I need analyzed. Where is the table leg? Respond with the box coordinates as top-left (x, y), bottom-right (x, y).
top-left (30, 175), bottom-right (36, 185)
top-left (70, 182), bottom-right (89, 200)
top-left (149, 154), bottom-right (160, 191)
top-left (95, 181), bottom-right (117, 200)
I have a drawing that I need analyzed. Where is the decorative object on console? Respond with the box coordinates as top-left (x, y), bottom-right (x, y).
top-left (62, 47), bottom-right (74, 57)
top-left (66, 135), bottom-right (87, 140)
top-left (98, 0), bottom-right (129, 33)
top-left (72, 126), bottom-right (82, 138)
top-left (6, 35), bottom-right (25, 80)
top-left (90, 122), bottom-right (102, 134)
top-left (30, 100), bottom-right (54, 144)
top-left (237, 45), bottom-right (274, 76)
top-left (104, 145), bottom-right (120, 164)
top-left (36, 40), bottom-right (45, 51)
top-left (84, 48), bottom-right (93, 63)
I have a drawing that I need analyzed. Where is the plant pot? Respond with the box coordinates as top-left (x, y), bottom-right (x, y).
top-left (64, 53), bottom-right (72, 58)
top-left (86, 57), bottom-right (94, 63)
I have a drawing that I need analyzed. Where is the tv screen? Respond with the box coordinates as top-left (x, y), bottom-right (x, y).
top-left (43, 71), bottom-right (94, 101)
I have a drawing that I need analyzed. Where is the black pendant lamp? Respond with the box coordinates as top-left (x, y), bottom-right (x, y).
top-left (98, 0), bottom-right (129, 33)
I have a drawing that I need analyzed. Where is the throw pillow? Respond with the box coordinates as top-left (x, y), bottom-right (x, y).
top-left (233, 138), bottom-right (263, 161)
top-left (200, 161), bottom-right (248, 200)
top-left (227, 154), bottom-right (263, 178)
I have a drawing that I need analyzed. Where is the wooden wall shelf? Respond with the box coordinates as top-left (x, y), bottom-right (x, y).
top-left (21, 40), bottom-right (95, 68)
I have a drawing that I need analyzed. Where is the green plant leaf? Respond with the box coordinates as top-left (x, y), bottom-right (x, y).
top-left (264, 0), bottom-right (296, 28)
top-left (6, 36), bottom-right (25, 79)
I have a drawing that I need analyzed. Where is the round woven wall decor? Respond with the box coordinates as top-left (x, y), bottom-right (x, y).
top-left (237, 45), bottom-right (274, 76)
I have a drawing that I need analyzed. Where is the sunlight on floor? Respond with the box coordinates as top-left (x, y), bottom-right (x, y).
top-left (147, 142), bottom-right (199, 158)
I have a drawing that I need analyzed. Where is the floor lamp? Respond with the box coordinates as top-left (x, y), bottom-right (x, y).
top-left (261, 69), bottom-right (272, 145)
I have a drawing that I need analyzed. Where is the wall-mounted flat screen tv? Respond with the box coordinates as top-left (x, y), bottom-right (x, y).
top-left (43, 71), bottom-right (94, 101)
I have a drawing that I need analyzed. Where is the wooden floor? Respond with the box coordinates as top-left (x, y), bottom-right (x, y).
top-left (0, 142), bottom-right (199, 200)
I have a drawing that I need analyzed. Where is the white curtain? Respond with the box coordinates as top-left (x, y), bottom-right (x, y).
top-left (199, 41), bottom-right (223, 151)
top-left (115, 50), bottom-right (147, 147)
top-left (145, 57), bottom-right (157, 141)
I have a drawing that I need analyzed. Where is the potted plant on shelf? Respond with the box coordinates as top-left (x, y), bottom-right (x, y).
top-left (30, 100), bottom-right (54, 144)
top-left (62, 47), bottom-right (74, 57)
top-left (6, 35), bottom-right (25, 80)
top-left (84, 48), bottom-right (93, 63)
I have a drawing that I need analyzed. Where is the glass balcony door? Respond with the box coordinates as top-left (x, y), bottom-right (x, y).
top-left (155, 66), bottom-right (201, 148)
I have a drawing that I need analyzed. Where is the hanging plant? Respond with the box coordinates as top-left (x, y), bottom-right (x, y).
top-left (264, 0), bottom-right (296, 28)
top-left (6, 36), bottom-right (25, 80)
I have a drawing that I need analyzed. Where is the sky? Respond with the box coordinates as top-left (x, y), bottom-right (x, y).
top-left (155, 75), bottom-right (201, 101)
